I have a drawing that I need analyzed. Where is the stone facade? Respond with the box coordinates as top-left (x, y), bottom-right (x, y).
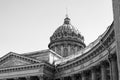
top-left (0, 1), bottom-right (120, 80)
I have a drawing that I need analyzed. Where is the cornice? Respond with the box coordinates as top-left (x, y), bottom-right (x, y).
top-left (0, 63), bottom-right (44, 74)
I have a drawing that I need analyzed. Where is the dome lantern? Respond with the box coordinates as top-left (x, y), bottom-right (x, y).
top-left (64, 15), bottom-right (70, 24)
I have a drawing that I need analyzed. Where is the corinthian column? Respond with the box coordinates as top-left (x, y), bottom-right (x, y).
top-left (100, 61), bottom-right (107, 80)
top-left (25, 76), bottom-right (30, 80)
top-left (38, 75), bottom-right (44, 80)
top-left (71, 75), bottom-right (75, 80)
top-left (109, 54), bottom-right (118, 80)
top-left (91, 66), bottom-right (96, 80)
top-left (81, 71), bottom-right (86, 80)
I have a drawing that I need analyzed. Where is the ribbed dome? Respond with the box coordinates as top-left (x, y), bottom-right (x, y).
top-left (48, 16), bottom-right (86, 57)
top-left (50, 16), bottom-right (84, 43)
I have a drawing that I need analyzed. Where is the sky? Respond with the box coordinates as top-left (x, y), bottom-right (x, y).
top-left (0, 0), bottom-right (113, 57)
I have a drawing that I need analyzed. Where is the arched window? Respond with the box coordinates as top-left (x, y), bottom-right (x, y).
top-left (63, 48), bottom-right (68, 57)
top-left (56, 46), bottom-right (61, 55)
top-left (71, 47), bottom-right (75, 54)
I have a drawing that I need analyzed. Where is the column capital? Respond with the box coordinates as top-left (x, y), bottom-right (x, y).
top-left (14, 77), bottom-right (19, 80)
top-left (26, 76), bottom-right (30, 78)
top-left (81, 70), bottom-right (87, 80)
top-left (90, 66), bottom-right (97, 72)
top-left (100, 61), bottom-right (108, 68)
top-left (81, 70), bottom-right (87, 76)
top-left (38, 75), bottom-right (44, 80)
top-left (108, 54), bottom-right (117, 61)
top-left (25, 76), bottom-right (30, 80)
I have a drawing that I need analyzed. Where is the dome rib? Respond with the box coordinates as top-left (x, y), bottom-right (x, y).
top-left (50, 16), bottom-right (85, 44)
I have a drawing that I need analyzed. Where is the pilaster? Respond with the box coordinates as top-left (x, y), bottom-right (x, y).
top-left (112, 0), bottom-right (120, 79)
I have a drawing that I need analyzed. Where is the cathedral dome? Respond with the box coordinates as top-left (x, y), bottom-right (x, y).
top-left (49, 16), bottom-right (85, 45)
top-left (48, 16), bottom-right (86, 57)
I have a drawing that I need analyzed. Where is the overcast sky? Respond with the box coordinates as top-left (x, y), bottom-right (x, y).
top-left (0, 0), bottom-right (113, 57)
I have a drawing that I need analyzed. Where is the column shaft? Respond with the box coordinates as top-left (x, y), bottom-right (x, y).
top-left (111, 55), bottom-right (118, 80)
top-left (81, 72), bottom-right (86, 80)
top-left (38, 76), bottom-right (44, 80)
top-left (71, 75), bottom-right (75, 80)
top-left (60, 77), bottom-right (64, 80)
top-left (91, 67), bottom-right (96, 80)
top-left (26, 77), bottom-right (30, 80)
top-left (101, 62), bottom-right (107, 80)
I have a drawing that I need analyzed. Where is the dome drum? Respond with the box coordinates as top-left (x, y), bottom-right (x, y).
top-left (48, 39), bottom-right (86, 48)
top-left (49, 42), bottom-right (83, 57)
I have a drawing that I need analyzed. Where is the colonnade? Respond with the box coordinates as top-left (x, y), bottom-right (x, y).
top-left (0, 53), bottom-right (119, 80)
top-left (56, 54), bottom-right (119, 80)
top-left (1, 75), bottom-right (52, 80)
top-left (7, 76), bottom-right (44, 80)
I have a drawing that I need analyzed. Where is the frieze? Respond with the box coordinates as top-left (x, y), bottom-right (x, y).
top-left (0, 64), bottom-right (44, 74)
top-left (99, 53), bottom-right (103, 58)
top-left (43, 69), bottom-right (54, 77)
top-left (0, 69), bottom-right (43, 79)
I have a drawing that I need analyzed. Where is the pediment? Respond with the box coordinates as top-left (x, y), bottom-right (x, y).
top-left (0, 58), bottom-right (30, 68)
top-left (0, 52), bottom-right (41, 68)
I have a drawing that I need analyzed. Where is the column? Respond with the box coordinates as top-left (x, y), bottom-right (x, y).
top-left (55, 46), bottom-right (57, 53)
top-left (109, 54), bottom-right (118, 80)
top-left (74, 73), bottom-right (81, 80)
top-left (74, 46), bottom-right (77, 54)
top-left (71, 75), bottom-right (75, 80)
top-left (25, 76), bottom-right (30, 80)
top-left (68, 45), bottom-right (71, 55)
top-left (81, 71), bottom-right (86, 80)
top-left (38, 75), bottom-right (44, 80)
top-left (14, 78), bottom-right (19, 80)
top-left (91, 66), bottom-right (96, 80)
top-left (60, 77), bottom-right (64, 80)
top-left (100, 61), bottom-right (107, 80)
